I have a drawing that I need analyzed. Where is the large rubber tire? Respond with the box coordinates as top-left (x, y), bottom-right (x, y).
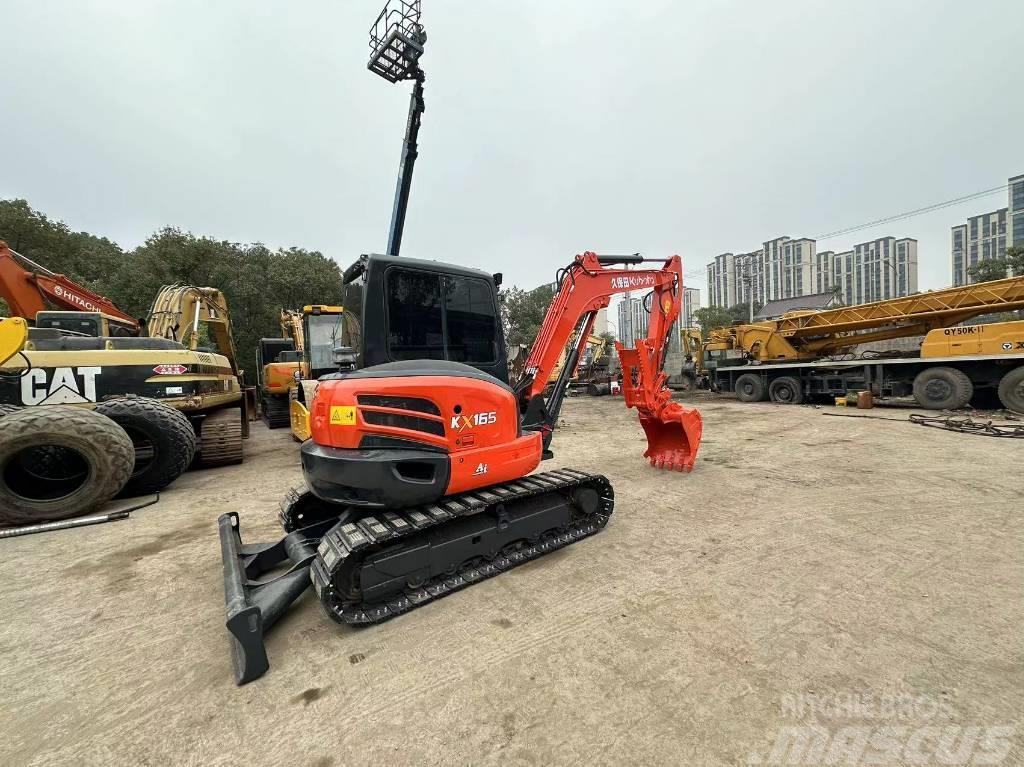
top-left (0, 406), bottom-right (134, 526)
top-left (734, 373), bottom-right (766, 402)
top-left (197, 407), bottom-right (244, 467)
top-left (95, 396), bottom-right (197, 496)
top-left (768, 375), bottom-right (803, 405)
top-left (0, 404), bottom-right (22, 418)
top-left (912, 366), bottom-right (973, 410)
top-left (997, 366), bottom-right (1024, 413)
top-left (262, 393), bottom-right (291, 429)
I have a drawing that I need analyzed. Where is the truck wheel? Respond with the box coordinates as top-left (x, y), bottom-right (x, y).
top-left (912, 366), bottom-right (973, 410)
top-left (0, 406), bottom-right (134, 526)
top-left (768, 376), bottom-right (803, 404)
top-left (734, 373), bottom-right (766, 402)
top-left (95, 396), bottom-right (197, 496)
top-left (997, 366), bottom-right (1024, 413)
top-left (0, 404), bottom-right (22, 418)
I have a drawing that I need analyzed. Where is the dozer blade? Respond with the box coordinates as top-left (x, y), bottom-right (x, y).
top-left (638, 402), bottom-right (703, 472)
top-left (217, 512), bottom-right (337, 685)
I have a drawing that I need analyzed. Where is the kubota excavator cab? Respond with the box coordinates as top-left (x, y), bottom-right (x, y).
top-left (339, 253), bottom-right (508, 382)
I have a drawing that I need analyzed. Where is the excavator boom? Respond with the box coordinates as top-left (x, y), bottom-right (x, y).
top-left (518, 251), bottom-right (702, 471)
top-left (0, 241), bottom-right (139, 329)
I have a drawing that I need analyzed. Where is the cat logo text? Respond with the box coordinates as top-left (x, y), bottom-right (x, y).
top-left (451, 411), bottom-right (497, 431)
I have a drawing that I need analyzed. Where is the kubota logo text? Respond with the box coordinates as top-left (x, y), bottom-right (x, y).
top-left (450, 411), bottom-right (497, 431)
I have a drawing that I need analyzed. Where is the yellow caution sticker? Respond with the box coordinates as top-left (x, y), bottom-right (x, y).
top-left (329, 405), bottom-right (356, 426)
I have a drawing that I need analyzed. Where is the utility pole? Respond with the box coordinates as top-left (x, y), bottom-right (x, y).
top-left (741, 260), bottom-right (754, 323)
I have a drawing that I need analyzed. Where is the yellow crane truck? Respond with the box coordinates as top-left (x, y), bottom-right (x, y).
top-left (689, 275), bottom-right (1024, 412)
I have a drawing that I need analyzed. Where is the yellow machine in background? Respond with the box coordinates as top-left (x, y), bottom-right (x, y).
top-left (919, 320), bottom-right (1024, 358)
top-left (0, 316), bottom-right (28, 366)
top-left (280, 305), bottom-right (345, 440)
top-left (147, 285), bottom-right (241, 374)
top-left (546, 334), bottom-right (605, 386)
top-left (257, 310), bottom-right (307, 428)
top-left (691, 275), bottom-right (1024, 411)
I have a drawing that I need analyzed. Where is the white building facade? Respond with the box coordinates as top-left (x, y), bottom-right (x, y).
top-left (708, 235), bottom-right (918, 308)
top-left (951, 173), bottom-right (1024, 285)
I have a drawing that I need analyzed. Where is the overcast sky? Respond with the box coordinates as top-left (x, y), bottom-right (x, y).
top-left (2, 0), bottom-right (1021, 302)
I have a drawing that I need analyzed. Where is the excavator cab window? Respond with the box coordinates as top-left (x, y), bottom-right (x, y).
top-left (348, 253), bottom-right (508, 383)
top-left (386, 269), bottom-right (445, 360)
top-left (384, 268), bottom-right (499, 365)
top-left (444, 275), bottom-right (498, 364)
top-left (35, 311), bottom-right (104, 337)
top-left (306, 312), bottom-right (346, 379)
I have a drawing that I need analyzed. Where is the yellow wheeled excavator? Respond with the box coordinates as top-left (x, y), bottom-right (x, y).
top-left (0, 241), bottom-right (249, 465)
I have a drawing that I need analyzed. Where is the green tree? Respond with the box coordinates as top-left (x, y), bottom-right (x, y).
top-left (692, 305), bottom-right (735, 339)
top-left (500, 283), bottom-right (556, 348)
top-left (0, 198), bottom-right (124, 300)
top-left (968, 258), bottom-right (1010, 283)
top-left (1006, 245), bottom-right (1024, 276)
top-left (0, 199), bottom-right (346, 379)
top-left (726, 300), bottom-right (763, 325)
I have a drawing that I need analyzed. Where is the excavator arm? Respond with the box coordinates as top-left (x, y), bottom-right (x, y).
top-left (517, 251), bottom-right (703, 471)
top-left (147, 285), bottom-right (241, 375)
top-left (0, 241), bottom-right (139, 328)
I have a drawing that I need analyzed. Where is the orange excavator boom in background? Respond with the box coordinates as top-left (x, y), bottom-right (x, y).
top-left (0, 241), bottom-right (139, 330)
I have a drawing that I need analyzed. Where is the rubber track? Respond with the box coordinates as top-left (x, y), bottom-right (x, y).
top-left (309, 468), bottom-right (614, 625)
top-left (261, 394), bottom-right (291, 429)
top-left (199, 408), bottom-right (244, 466)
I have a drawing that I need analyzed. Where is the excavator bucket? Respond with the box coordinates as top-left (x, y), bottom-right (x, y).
top-left (638, 403), bottom-right (703, 472)
top-left (617, 342), bottom-right (703, 472)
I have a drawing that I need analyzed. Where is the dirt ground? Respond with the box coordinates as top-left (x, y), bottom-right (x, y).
top-left (1, 395), bottom-right (1021, 766)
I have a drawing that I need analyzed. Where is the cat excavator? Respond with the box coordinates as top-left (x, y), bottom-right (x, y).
top-left (219, 250), bottom-right (704, 683)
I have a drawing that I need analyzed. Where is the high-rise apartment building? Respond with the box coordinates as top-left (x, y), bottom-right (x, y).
top-left (951, 173), bottom-right (1024, 285)
top-left (707, 235), bottom-right (917, 308)
top-left (616, 287), bottom-right (698, 348)
top-left (681, 286), bottom-right (700, 329)
top-left (825, 238), bottom-right (918, 305)
top-left (616, 294), bottom-right (651, 347)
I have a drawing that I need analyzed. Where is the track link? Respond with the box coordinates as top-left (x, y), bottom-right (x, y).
top-left (308, 469), bottom-right (613, 625)
top-left (198, 407), bottom-right (244, 466)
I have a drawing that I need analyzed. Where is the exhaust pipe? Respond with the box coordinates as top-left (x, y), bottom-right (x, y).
top-left (218, 512), bottom-right (337, 684)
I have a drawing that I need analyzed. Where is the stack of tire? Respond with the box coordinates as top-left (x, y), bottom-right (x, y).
top-left (0, 397), bottom-right (196, 527)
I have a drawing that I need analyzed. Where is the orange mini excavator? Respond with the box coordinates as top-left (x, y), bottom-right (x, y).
top-left (219, 250), bottom-right (703, 683)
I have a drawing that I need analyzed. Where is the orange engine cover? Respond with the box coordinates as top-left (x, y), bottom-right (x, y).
top-left (310, 371), bottom-right (542, 497)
